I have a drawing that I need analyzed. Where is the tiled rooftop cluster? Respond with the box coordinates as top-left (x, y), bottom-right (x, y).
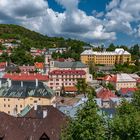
top-left (104, 73), bottom-right (137, 82)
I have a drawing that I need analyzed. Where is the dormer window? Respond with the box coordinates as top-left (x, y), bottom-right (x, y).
top-left (39, 133), bottom-right (50, 140)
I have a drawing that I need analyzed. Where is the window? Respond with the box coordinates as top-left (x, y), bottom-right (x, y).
top-left (39, 133), bottom-right (50, 140)
top-left (56, 83), bottom-right (59, 85)
top-left (20, 105), bottom-right (22, 108)
top-left (8, 111), bottom-right (10, 114)
top-left (34, 100), bottom-right (37, 103)
top-left (8, 105), bottom-right (10, 107)
top-left (4, 99), bottom-right (6, 101)
top-left (8, 99), bottom-right (10, 101)
top-left (4, 104), bottom-right (6, 107)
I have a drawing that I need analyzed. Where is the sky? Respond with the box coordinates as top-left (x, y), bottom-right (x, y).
top-left (0, 0), bottom-right (140, 46)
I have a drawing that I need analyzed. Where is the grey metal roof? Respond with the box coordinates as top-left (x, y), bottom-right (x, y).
top-left (54, 61), bottom-right (87, 68)
top-left (0, 81), bottom-right (55, 98)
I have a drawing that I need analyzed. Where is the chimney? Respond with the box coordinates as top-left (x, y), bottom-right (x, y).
top-left (43, 110), bottom-right (47, 118)
top-left (35, 79), bottom-right (38, 87)
top-left (53, 103), bottom-right (56, 108)
top-left (0, 80), bottom-right (2, 88)
top-left (21, 81), bottom-right (23, 87)
top-left (6, 61), bottom-right (8, 67)
top-left (34, 103), bottom-right (37, 110)
top-left (7, 78), bottom-right (12, 87)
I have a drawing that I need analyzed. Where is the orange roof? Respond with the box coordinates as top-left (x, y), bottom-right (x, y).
top-left (0, 62), bottom-right (6, 68)
top-left (104, 75), bottom-right (117, 82)
top-left (64, 86), bottom-right (78, 92)
top-left (97, 88), bottom-right (117, 100)
top-left (120, 88), bottom-right (138, 95)
top-left (34, 62), bottom-right (44, 69)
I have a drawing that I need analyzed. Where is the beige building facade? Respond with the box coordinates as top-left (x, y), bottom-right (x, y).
top-left (0, 96), bottom-right (55, 115)
top-left (104, 73), bottom-right (137, 91)
top-left (0, 80), bottom-right (55, 116)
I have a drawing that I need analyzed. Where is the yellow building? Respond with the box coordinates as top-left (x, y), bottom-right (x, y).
top-left (81, 48), bottom-right (131, 65)
top-left (0, 80), bottom-right (56, 116)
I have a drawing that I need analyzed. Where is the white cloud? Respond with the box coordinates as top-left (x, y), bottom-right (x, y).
top-left (106, 0), bottom-right (120, 11)
top-left (105, 0), bottom-right (140, 37)
top-left (55, 0), bottom-right (79, 11)
top-left (1, 0), bottom-right (140, 43)
top-left (92, 10), bottom-right (104, 18)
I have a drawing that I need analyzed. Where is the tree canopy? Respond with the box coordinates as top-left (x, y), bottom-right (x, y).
top-left (61, 89), bottom-right (140, 140)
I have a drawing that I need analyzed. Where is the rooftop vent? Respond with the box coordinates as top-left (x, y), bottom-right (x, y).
top-left (43, 110), bottom-right (47, 118)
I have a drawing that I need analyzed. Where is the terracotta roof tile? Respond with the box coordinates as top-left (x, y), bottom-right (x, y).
top-left (64, 86), bottom-right (78, 92)
top-left (97, 88), bottom-right (117, 100)
top-left (0, 62), bottom-right (6, 68)
top-left (34, 62), bottom-right (44, 69)
top-left (120, 88), bottom-right (138, 95)
top-left (104, 75), bottom-right (117, 82)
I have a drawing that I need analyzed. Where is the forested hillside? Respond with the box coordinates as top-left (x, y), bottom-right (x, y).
top-left (0, 24), bottom-right (87, 50)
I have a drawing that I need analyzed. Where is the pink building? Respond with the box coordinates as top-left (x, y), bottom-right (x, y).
top-left (48, 70), bottom-right (86, 95)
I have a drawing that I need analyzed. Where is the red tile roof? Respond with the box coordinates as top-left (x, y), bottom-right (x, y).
top-left (120, 88), bottom-right (138, 95)
top-left (34, 62), bottom-right (44, 69)
top-left (104, 75), bottom-right (117, 82)
top-left (0, 62), bottom-right (6, 68)
top-left (56, 58), bottom-right (65, 62)
top-left (49, 70), bottom-right (86, 75)
top-left (3, 73), bottom-right (49, 81)
top-left (64, 86), bottom-right (78, 92)
top-left (97, 88), bottom-right (117, 100)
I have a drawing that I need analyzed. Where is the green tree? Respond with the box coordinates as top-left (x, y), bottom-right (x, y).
top-left (109, 90), bottom-right (140, 140)
top-left (106, 43), bottom-right (116, 51)
top-left (61, 92), bottom-right (106, 140)
top-left (131, 90), bottom-right (140, 111)
top-left (76, 78), bottom-right (88, 96)
top-left (106, 83), bottom-right (115, 90)
top-left (10, 48), bottom-right (34, 65)
top-left (34, 55), bottom-right (44, 62)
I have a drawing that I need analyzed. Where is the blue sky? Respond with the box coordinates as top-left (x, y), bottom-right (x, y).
top-left (48, 0), bottom-right (110, 15)
top-left (0, 0), bottom-right (140, 46)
